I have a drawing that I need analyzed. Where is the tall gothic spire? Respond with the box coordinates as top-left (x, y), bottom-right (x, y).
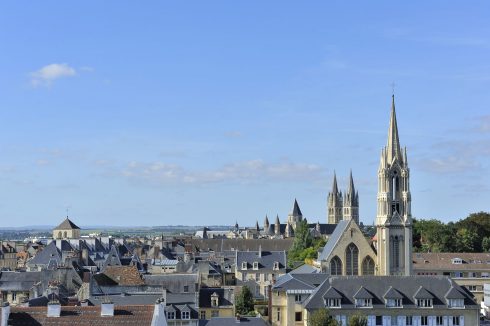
top-left (347, 170), bottom-right (355, 197)
top-left (332, 171), bottom-right (339, 195)
top-left (386, 95), bottom-right (402, 163)
top-left (291, 199), bottom-right (302, 217)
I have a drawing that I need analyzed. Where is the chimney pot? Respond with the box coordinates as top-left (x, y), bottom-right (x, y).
top-left (47, 302), bottom-right (61, 318)
top-left (101, 302), bottom-right (114, 317)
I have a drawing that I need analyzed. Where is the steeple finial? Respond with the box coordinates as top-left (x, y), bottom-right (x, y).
top-left (332, 171), bottom-right (339, 194)
top-left (347, 169), bottom-right (355, 196)
top-left (386, 95), bottom-right (402, 163)
top-left (291, 198), bottom-right (302, 216)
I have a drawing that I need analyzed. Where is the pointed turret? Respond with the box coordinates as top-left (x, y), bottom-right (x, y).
top-left (386, 95), bottom-right (402, 163)
top-left (343, 170), bottom-right (359, 224)
top-left (291, 199), bottom-right (302, 217)
top-left (263, 215), bottom-right (269, 230)
top-left (327, 171), bottom-right (343, 224)
top-left (255, 220), bottom-right (260, 232)
top-left (274, 215), bottom-right (281, 236)
top-left (288, 199), bottom-right (303, 230)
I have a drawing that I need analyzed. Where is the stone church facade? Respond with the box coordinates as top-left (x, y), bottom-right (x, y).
top-left (318, 96), bottom-right (413, 277)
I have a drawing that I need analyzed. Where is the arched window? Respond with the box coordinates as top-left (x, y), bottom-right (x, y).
top-left (63, 231), bottom-right (67, 238)
top-left (58, 231), bottom-right (62, 239)
top-left (393, 236), bottom-right (400, 269)
top-left (362, 256), bottom-right (375, 275)
top-left (330, 256), bottom-right (342, 276)
top-left (345, 243), bottom-right (359, 275)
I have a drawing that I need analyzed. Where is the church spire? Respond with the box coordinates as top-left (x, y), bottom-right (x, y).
top-left (347, 170), bottom-right (355, 197)
top-left (386, 95), bottom-right (402, 163)
top-left (332, 171), bottom-right (339, 195)
top-left (291, 198), bottom-right (302, 217)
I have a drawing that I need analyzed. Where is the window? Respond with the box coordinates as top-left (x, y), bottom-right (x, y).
top-left (167, 311), bottom-right (175, 319)
top-left (295, 294), bottom-right (301, 302)
top-left (391, 316), bottom-right (398, 325)
top-left (200, 311), bottom-right (206, 319)
top-left (295, 312), bottom-right (302, 321)
top-left (421, 316), bottom-right (428, 326)
top-left (241, 262), bottom-right (247, 270)
top-left (467, 272), bottom-right (476, 278)
top-left (482, 272), bottom-right (489, 278)
top-left (183, 285), bottom-right (189, 293)
top-left (211, 296), bottom-right (218, 307)
top-left (449, 298), bottom-right (464, 308)
top-left (436, 316), bottom-right (443, 326)
top-left (255, 286), bottom-right (260, 296)
top-left (393, 236), bottom-right (400, 269)
top-left (362, 256), bottom-right (375, 275)
top-left (181, 311), bottom-right (190, 319)
top-left (386, 298), bottom-right (402, 307)
top-left (273, 262), bottom-right (280, 270)
top-left (406, 316), bottom-right (413, 326)
top-left (375, 316), bottom-right (382, 325)
top-left (346, 243), bottom-right (359, 276)
top-left (11, 292), bottom-right (16, 301)
top-left (330, 256), bottom-right (342, 276)
top-left (453, 316), bottom-right (461, 326)
top-left (355, 298), bottom-right (372, 308)
top-left (325, 298), bottom-right (341, 308)
top-left (253, 262), bottom-right (259, 270)
top-left (276, 308), bottom-right (280, 321)
top-left (453, 272), bottom-right (463, 278)
top-left (211, 310), bottom-right (219, 318)
top-left (417, 299), bottom-right (432, 308)
top-left (255, 273), bottom-right (260, 282)
top-left (452, 258), bottom-right (463, 264)
top-left (467, 285), bottom-right (477, 291)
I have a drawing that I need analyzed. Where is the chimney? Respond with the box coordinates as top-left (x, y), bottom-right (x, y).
top-left (80, 300), bottom-right (89, 307)
top-left (101, 300), bottom-right (114, 317)
top-left (258, 245), bottom-right (262, 258)
top-left (1, 302), bottom-right (10, 326)
top-left (47, 301), bottom-right (61, 318)
top-left (81, 248), bottom-right (89, 265)
top-left (150, 298), bottom-right (168, 326)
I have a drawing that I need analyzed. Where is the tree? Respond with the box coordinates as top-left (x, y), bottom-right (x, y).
top-left (235, 286), bottom-right (254, 315)
top-left (308, 308), bottom-right (339, 326)
top-left (349, 315), bottom-right (368, 326)
top-left (482, 237), bottom-right (490, 252)
top-left (288, 219), bottom-right (315, 266)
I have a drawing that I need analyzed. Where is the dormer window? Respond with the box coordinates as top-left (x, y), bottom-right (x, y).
top-left (181, 311), bottom-right (190, 319)
top-left (448, 299), bottom-right (464, 308)
top-left (167, 311), bottom-right (175, 319)
top-left (325, 298), bottom-right (341, 308)
top-left (253, 262), bottom-right (259, 270)
top-left (241, 262), bottom-right (247, 270)
top-left (355, 298), bottom-right (372, 308)
top-left (452, 258), bottom-right (463, 264)
top-left (211, 293), bottom-right (219, 307)
top-left (417, 299), bottom-right (433, 308)
top-left (386, 298), bottom-right (402, 307)
top-left (273, 262), bottom-right (280, 270)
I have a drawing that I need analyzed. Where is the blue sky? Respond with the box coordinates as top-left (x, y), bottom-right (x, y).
top-left (0, 2), bottom-right (489, 227)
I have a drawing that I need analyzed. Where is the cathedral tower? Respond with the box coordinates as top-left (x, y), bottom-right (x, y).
top-left (343, 170), bottom-right (359, 224)
top-left (287, 199), bottom-right (303, 230)
top-left (327, 172), bottom-right (343, 224)
top-left (376, 96), bottom-right (412, 276)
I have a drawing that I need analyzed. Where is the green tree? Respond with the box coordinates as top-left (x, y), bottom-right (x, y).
top-left (308, 308), bottom-right (339, 326)
top-left (288, 219), bottom-right (314, 266)
top-left (235, 286), bottom-right (254, 315)
top-left (349, 315), bottom-right (368, 326)
top-left (482, 237), bottom-right (490, 252)
top-left (456, 228), bottom-right (479, 252)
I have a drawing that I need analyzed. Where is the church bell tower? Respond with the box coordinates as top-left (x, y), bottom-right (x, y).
top-left (376, 96), bottom-right (412, 276)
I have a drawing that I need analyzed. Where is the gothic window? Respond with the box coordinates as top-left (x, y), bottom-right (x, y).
top-left (345, 243), bottom-right (359, 275)
top-left (362, 256), bottom-right (375, 275)
top-left (330, 256), bottom-right (342, 276)
top-left (58, 231), bottom-right (62, 239)
top-left (393, 236), bottom-right (400, 269)
top-left (63, 231), bottom-right (67, 238)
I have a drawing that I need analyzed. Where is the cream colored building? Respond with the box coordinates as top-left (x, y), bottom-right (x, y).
top-left (52, 217), bottom-right (81, 239)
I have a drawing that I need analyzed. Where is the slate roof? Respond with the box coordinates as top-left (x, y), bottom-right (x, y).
top-left (88, 293), bottom-right (163, 306)
top-left (204, 317), bottom-right (269, 326)
top-left (317, 220), bottom-right (350, 261)
top-left (303, 275), bottom-right (478, 310)
top-left (273, 273), bottom-right (327, 293)
top-left (198, 288), bottom-right (234, 308)
top-left (236, 250), bottom-right (286, 272)
top-left (54, 217), bottom-right (81, 230)
top-left (143, 274), bottom-right (198, 293)
top-left (99, 265), bottom-right (144, 286)
top-left (0, 271), bottom-right (42, 292)
top-left (28, 241), bottom-right (62, 266)
top-left (190, 239), bottom-right (294, 252)
top-left (289, 264), bottom-right (321, 274)
top-left (5, 305), bottom-right (155, 325)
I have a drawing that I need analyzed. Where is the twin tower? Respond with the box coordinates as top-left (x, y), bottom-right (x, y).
top-left (327, 171), bottom-right (359, 224)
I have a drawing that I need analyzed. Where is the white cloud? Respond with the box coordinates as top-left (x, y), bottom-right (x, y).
top-left (120, 159), bottom-right (323, 186)
top-left (30, 63), bottom-right (77, 87)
